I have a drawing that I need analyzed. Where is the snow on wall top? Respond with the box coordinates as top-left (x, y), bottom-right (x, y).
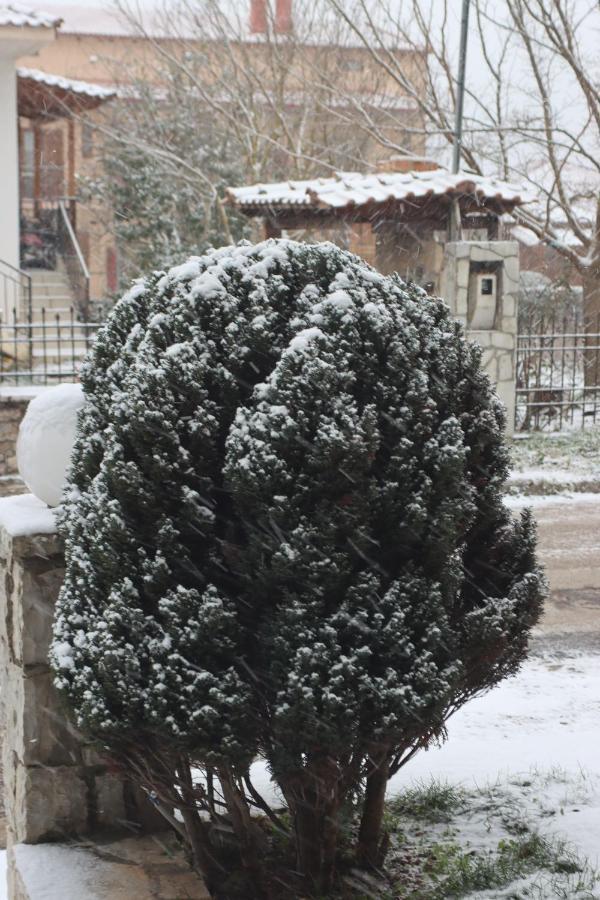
top-left (0, 494), bottom-right (57, 538)
top-left (17, 66), bottom-right (116, 99)
top-left (0, 4), bottom-right (60, 28)
top-left (228, 169), bottom-right (531, 212)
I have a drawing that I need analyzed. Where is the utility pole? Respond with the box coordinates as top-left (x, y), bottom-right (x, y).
top-left (449, 0), bottom-right (471, 240)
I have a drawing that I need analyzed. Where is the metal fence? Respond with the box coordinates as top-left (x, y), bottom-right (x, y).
top-left (516, 314), bottom-right (600, 431)
top-left (0, 307), bottom-right (101, 385)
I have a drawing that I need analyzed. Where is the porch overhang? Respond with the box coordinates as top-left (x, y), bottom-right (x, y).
top-left (17, 67), bottom-right (116, 119)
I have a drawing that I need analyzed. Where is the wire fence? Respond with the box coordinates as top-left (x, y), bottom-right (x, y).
top-left (0, 307), bottom-right (101, 385)
top-left (516, 314), bottom-right (600, 431)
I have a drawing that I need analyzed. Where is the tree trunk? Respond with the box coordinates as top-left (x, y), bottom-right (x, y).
top-left (284, 755), bottom-right (342, 894)
top-left (356, 744), bottom-right (391, 869)
top-left (218, 767), bottom-right (269, 899)
top-left (177, 759), bottom-right (223, 894)
top-left (582, 198), bottom-right (600, 388)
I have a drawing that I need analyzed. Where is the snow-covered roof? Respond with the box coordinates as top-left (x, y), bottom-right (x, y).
top-left (0, 4), bottom-right (60, 28)
top-left (228, 168), bottom-right (531, 212)
top-left (17, 66), bottom-right (116, 100)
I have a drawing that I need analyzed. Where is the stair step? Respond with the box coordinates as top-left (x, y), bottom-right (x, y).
top-left (32, 347), bottom-right (87, 363)
top-left (31, 306), bottom-right (77, 325)
top-left (31, 286), bottom-right (72, 298)
top-left (31, 303), bottom-right (76, 312)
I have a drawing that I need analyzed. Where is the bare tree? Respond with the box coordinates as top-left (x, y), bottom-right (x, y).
top-left (324, 0), bottom-right (600, 319)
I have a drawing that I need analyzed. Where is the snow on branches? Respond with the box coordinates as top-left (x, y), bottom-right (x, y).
top-left (51, 239), bottom-right (545, 894)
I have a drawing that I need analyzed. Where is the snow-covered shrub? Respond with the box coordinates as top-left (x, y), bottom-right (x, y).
top-left (51, 240), bottom-right (544, 898)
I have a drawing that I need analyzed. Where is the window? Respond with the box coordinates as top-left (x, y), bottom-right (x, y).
top-left (481, 277), bottom-right (494, 295)
top-left (340, 58), bottom-right (364, 72)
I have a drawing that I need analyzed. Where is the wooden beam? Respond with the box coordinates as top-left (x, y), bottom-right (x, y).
top-left (33, 124), bottom-right (42, 215)
top-left (67, 118), bottom-right (76, 198)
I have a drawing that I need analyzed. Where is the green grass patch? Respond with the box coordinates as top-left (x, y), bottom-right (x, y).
top-left (509, 427), bottom-right (600, 476)
top-left (387, 779), bottom-right (468, 825)
top-left (383, 778), bottom-right (600, 899)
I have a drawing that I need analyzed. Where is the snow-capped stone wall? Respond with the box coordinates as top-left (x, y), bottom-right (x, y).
top-left (0, 498), bottom-right (164, 859)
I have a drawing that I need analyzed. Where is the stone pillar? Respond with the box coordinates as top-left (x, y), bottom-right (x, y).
top-left (0, 495), bottom-right (160, 854)
top-left (440, 241), bottom-right (519, 434)
top-left (0, 57), bottom-right (19, 272)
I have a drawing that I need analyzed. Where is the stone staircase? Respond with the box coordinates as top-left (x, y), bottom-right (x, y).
top-left (25, 267), bottom-right (74, 318)
top-left (22, 268), bottom-right (94, 373)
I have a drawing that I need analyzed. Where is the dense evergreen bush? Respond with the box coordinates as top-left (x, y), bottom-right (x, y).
top-left (52, 239), bottom-right (544, 898)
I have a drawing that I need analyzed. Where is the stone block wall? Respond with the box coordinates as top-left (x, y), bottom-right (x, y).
top-left (0, 391), bottom-right (43, 498)
top-left (0, 500), bottom-right (161, 850)
top-left (0, 396), bottom-right (28, 477)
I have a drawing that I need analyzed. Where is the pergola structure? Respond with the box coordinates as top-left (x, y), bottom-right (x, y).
top-left (229, 158), bottom-right (530, 431)
top-left (227, 158), bottom-right (529, 291)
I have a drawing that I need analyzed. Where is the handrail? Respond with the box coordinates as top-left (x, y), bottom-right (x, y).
top-left (57, 200), bottom-right (91, 318)
top-left (58, 200), bottom-right (90, 282)
top-left (0, 257), bottom-right (32, 282)
top-left (0, 257), bottom-right (33, 327)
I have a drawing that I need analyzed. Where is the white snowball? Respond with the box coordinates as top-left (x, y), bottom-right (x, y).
top-left (17, 384), bottom-right (85, 507)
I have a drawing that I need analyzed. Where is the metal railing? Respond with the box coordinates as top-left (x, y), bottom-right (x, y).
top-left (20, 197), bottom-right (90, 317)
top-left (58, 199), bottom-right (91, 318)
top-left (0, 306), bottom-right (101, 385)
top-left (516, 313), bottom-right (600, 431)
top-left (0, 259), bottom-right (32, 326)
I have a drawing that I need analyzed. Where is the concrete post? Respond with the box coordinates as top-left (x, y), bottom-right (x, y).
top-left (0, 20), bottom-right (57, 269)
top-left (0, 57), bottom-right (19, 270)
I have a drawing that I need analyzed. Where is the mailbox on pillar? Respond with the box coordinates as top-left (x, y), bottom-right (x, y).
top-left (468, 264), bottom-right (500, 330)
top-left (440, 240), bottom-right (519, 434)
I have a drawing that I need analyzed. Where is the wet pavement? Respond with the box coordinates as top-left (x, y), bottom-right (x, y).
top-left (529, 496), bottom-right (600, 655)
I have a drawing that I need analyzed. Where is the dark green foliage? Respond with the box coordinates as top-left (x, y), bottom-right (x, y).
top-left (51, 239), bottom-right (544, 896)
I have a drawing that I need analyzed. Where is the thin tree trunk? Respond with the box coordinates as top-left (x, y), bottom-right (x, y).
top-left (582, 201), bottom-right (600, 387)
top-left (177, 759), bottom-right (223, 893)
top-left (285, 756), bottom-right (341, 894)
top-left (218, 766), bottom-right (269, 899)
top-left (356, 744), bottom-right (390, 869)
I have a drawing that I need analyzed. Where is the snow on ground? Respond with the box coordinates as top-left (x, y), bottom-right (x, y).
top-left (506, 491), bottom-right (600, 509)
top-left (249, 651), bottom-right (600, 877)
top-left (510, 428), bottom-right (600, 482)
top-left (387, 652), bottom-right (600, 868)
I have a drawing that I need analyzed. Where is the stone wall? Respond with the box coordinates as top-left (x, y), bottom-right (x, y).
top-left (0, 390), bottom-right (42, 498)
top-left (0, 396), bottom-right (27, 477)
top-left (0, 499), bottom-right (162, 837)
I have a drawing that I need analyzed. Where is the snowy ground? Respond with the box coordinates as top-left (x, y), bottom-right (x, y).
top-left (388, 649), bottom-right (600, 865)
top-left (245, 643), bottom-right (600, 896)
top-left (509, 428), bottom-right (600, 491)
